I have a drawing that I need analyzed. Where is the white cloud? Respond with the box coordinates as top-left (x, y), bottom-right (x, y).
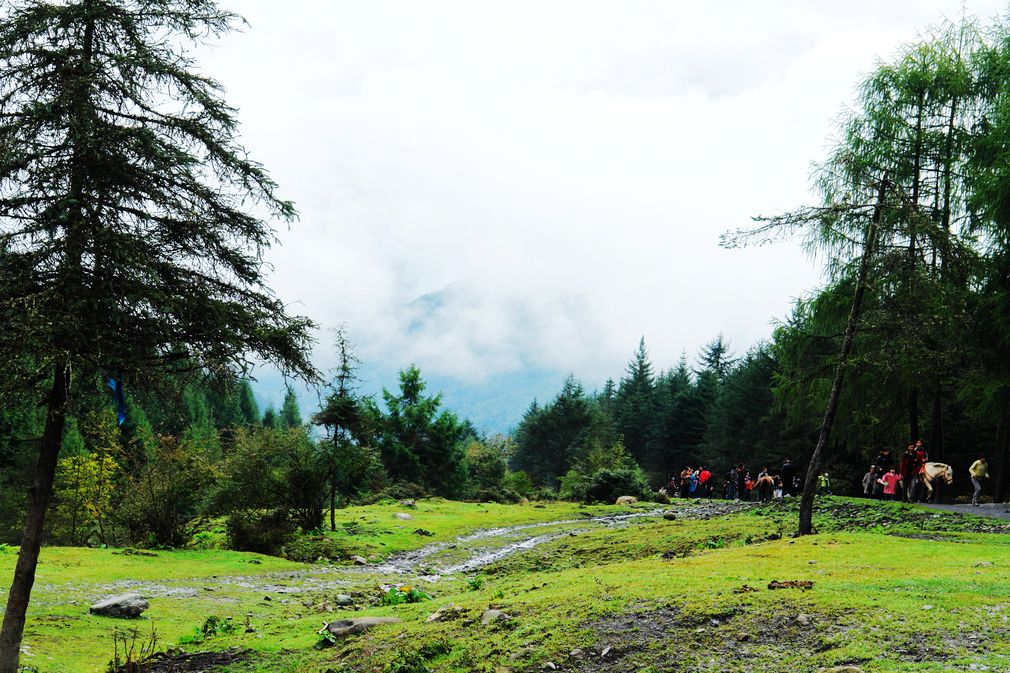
top-left (199, 0), bottom-right (1006, 391)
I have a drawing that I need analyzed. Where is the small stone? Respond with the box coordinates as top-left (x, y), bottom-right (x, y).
top-left (481, 609), bottom-right (511, 625)
top-left (663, 510), bottom-right (677, 521)
top-left (427, 604), bottom-right (464, 622)
top-left (922, 604), bottom-right (933, 610)
top-left (797, 613), bottom-right (811, 626)
top-left (569, 648), bottom-right (584, 658)
top-left (601, 646), bottom-right (612, 658)
top-left (399, 499), bottom-right (417, 508)
top-left (808, 560), bottom-right (817, 564)
top-left (394, 512), bottom-right (414, 521)
top-left (319, 616), bottom-right (402, 638)
top-left (974, 561), bottom-right (995, 568)
top-left (335, 594), bottom-right (353, 606)
top-left (542, 663), bottom-right (557, 671)
top-left (615, 496), bottom-right (638, 506)
top-left (351, 555), bottom-right (369, 566)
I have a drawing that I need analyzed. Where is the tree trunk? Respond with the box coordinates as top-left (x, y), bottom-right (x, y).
top-left (329, 472), bottom-right (337, 532)
top-left (994, 405), bottom-right (1010, 503)
top-left (0, 365), bottom-right (70, 673)
top-left (909, 387), bottom-right (920, 444)
top-left (799, 176), bottom-right (886, 535)
top-left (929, 385), bottom-right (944, 462)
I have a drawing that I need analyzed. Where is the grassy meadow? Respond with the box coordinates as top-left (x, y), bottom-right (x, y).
top-left (5, 498), bottom-right (1010, 672)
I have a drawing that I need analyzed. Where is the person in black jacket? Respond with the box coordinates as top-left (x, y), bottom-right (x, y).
top-left (874, 448), bottom-right (892, 473)
top-left (781, 459), bottom-right (797, 497)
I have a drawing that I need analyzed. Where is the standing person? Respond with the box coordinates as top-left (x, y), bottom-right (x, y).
top-left (679, 467), bottom-right (692, 499)
top-left (736, 464), bottom-right (748, 502)
top-left (817, 472), bottom-right (832, 496)
top-left (862, 466), bottom-right (877, 498)
top-left (911, 441), bottom-right (928, 502)
top-left (970, 455), bottom-right (989, 506)
top-left (725, 466), bottom-right (738, 500)
top-left (874, 448), bottom-right (892, 474)
top-left (879, 468), bottom-right (901, 501)
top-left (898, 445), bottom-right (917, 502)
top-left (781, 459), bottom-right (797, 497)
top-left (698, 466), bottom-right (712, 498)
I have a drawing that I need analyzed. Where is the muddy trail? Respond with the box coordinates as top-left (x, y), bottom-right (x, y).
top-left (77, 501), bottom-right (746, 603)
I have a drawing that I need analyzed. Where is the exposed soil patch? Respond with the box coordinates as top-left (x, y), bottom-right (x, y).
top-left (573, 605), bottom-right (848, 673)
top-left (111, 647), bottom-right (249, 672)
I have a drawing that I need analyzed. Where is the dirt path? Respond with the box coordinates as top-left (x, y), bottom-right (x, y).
top-left (922, 502), bottom-right (1010, 521)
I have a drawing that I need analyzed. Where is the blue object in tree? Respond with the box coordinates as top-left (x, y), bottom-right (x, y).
top-left (107, 378), bottom-right (126, 426)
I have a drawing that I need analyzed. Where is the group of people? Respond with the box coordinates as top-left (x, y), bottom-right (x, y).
top-left (861, 440), bottom-right (991, 505)
top-left (667, 459), bottom-right (800, 503)
top-left (861, 441), bottom-right (931, 502)
top-left (666, 442), bottom-right (993, 505)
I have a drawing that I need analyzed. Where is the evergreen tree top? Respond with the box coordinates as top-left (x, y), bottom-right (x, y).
top-left (0, 0), bottom-right (317, 404)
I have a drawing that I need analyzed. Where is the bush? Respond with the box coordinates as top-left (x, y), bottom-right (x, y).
top-left (474, 487), bottom-right (521, 504)
top-left (583, 468), bottom-right (649, 504)
top-left (502, 470), bottom-right (534, 498)
top-left (282, 535), bottom-right (352, 563)
top-left (530, 487), bottom-right (558, 502)
top-left (226, 508), bottom-right (296, 555)
top-left (216, 427), bottom-right (327, 532)
top-left (120, 435), bottom-right (214, 548)
top-left (360, 481), bottom-right (428, 504)
top-left (561, 467), bottom-right (649, 504)
top-left (465, 439), bottom-right (507, 492)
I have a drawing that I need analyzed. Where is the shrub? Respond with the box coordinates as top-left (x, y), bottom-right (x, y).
top-left (282, 535), bottom-right (351, 563)
top-left (226, 508), bottom-right (296, 556)
top-left (465, 439), bottom-right (507, 492)
top-left (381, 586), bottom-right (431, 605)
top-left (360, 481), bottom-right (428, 504)
top-left (583, 468), bottom-right (649, 504)
top-left (474, 487), bottom-right (521, 504)
top-left (216, 427), bottom-right (327, 532)
top-left (119, 435), bottom-right (214, 548)
top-left (502, 470), bottom-right (534, 498)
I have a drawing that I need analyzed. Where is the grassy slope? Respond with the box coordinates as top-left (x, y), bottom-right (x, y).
top-left (6, 498), bottom-right (1010, 672)
top-left (0, 501), bottom-right (619, 672)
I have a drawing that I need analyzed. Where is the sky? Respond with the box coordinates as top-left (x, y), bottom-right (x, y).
top-left (197, 0), bottom-right (1007, 430)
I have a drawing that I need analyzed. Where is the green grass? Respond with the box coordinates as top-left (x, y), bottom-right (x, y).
top-left (6, 497), bottom-right (1010, 672)
top-left (318, 498), bottom-right (633, 560)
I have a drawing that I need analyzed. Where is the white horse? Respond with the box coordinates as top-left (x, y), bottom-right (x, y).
top-left (920, 462), bottom-right (954, 502)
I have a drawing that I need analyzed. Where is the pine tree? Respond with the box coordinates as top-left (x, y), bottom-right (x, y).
top-left (0, 3), bottom-right (316, 666)
top-left (313, 326), bottom-right (368, 530)
top-left (615, 337), bottom-right (655, 469)
top-left (236, 380), bottom-right (260, 426)
top-left (376, 366), bottom-right (468, 496)
top-left (262, 406), bottom-right (281, 431)
top-left (280, 387), bottom-right (303, 429)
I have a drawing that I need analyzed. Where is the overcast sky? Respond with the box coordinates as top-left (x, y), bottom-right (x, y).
top-left (198, 1), bottom-right (1006, 416)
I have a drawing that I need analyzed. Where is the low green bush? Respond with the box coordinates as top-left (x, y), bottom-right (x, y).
top-left (226, 508), bottom-right (295, 556)
top-left (282, 535), bottom-right (352, 563)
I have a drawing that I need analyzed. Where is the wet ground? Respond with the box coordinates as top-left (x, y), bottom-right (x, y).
top-left (80, 502), bottom-right (747, 605)
top-left (924, 502), bottom-right (1010, 521)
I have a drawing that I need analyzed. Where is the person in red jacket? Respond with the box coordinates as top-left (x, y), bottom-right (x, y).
top-left (878, 468), bottom-right (902, 501)
top-left (698, 466), bottom-right (712, 498)
top-left (898, 445), bottom-right (917, 502)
